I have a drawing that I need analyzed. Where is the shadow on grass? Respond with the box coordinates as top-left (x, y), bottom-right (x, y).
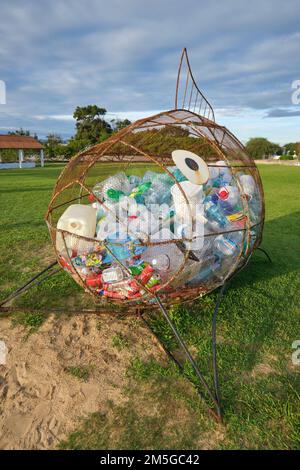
top-left (234, 210), bottom-right (300, 289)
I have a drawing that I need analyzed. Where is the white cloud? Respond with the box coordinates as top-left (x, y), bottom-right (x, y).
top-left (0, 0), bottom-right (300, 142)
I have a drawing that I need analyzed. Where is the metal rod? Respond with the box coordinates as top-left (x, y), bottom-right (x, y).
top-left (257, 247), bottom-right (272, 263)
top-left (154, 294), bottom-right (220, 415)
top-left (139, 311), bottom-right (183, 371)
top-left (212, 283), bottom-right (227, 422)
top-left (0, 261), bottom-right (59, 307)
top-left (0, 305), bottom-right (136, 317)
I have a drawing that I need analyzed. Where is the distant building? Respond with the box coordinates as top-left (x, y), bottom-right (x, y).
top-left (0, 135), bottom-right (44, 169)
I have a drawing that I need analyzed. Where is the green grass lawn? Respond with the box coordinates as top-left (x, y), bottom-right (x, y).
top-left (0, 163), bottom-right (300, 449)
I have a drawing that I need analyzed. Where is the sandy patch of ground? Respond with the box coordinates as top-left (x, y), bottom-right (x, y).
top-left (0, 314), bottom-right (164, 450)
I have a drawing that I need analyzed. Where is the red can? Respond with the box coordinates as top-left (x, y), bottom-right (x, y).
top-left (58, 255), bottom-right (73, 272)
top-left (86, 275), bottom-right (102, 287)
top-left (128, 279), bottom-right (140, 294)
top-left (138, 265), bottom-right (154, 285)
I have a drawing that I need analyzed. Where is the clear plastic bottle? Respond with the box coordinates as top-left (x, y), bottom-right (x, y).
top-left (208, 160), bottom-right (232, 184)
top-left (142, 229), bottom-right (185, 282)
top-left (213, 231), bottom-right (244, 257)
top-left (187, 256), bottom-right (221, 285)
top-left (151, 254), bottom-right (171, 271)
top-left (238, 174), bottom-right (256, 199)
top-left (93, 172), bottom-right (131, 202)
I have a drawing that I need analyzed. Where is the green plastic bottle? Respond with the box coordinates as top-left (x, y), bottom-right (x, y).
top-left (129, 181), bottom-right (152, 198)
top-left (106, 188), bottom-right (124, 201)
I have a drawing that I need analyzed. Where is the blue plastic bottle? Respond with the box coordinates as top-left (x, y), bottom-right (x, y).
top-left (205, 201), bottom-right (228, 228)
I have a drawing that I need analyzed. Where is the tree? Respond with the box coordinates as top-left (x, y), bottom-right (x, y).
top-left (245, 137), bottom-right (281, 159)
top-left (73, 105), bottom-right (112, 145)
top-left (112, 118), bottom-right (132, 132)
top-left (8, 128), bottom-right (31, 136)
top-left (283, 142), bottom-right (298, 156)
top-left (45, 133), bottom-right (64, 159)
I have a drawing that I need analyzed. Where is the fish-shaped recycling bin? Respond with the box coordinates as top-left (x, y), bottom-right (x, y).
top-left (45, 48), bottom-right (264, 310)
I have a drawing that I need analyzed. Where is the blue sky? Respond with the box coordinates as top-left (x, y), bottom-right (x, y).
top-left (0, 0), bottom-right (299, 144)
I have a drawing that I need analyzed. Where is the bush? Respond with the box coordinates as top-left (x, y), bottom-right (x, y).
top-left (280, 155), bottom-right (294, 160)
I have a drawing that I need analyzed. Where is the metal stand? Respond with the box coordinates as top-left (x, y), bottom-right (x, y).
top-left (140, 289), bottom-right (227, 423)
top-left (0, 261), bottom-right (59, 308)
top-left (257, 247), bottom-right (272, 263)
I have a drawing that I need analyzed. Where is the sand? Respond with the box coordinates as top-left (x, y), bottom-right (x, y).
top-left (0, 314), bottom-right (163, 449)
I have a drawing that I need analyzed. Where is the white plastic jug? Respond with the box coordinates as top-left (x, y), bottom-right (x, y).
top-left (171, 180), bottom-right (203, 223)
top-left (56, 204), bottom-right (97, 255)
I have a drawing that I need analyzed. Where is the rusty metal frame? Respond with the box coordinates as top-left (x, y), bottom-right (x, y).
top-left (175, 48), bottom-right (215, 122)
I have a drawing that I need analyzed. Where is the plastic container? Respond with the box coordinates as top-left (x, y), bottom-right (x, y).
top-left (171, 180), bottom-right (203, 222)
top-left (56, 204), bottom-right (96, 254)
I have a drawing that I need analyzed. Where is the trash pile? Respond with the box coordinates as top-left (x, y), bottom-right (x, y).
top-left (56, 150), bottom-right (262, 302)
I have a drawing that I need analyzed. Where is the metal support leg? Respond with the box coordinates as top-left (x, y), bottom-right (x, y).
top-left (212, 283), bottom-right (227, 421)
top-left (0, 261), bottom-right (59, 308)
top-left (257, 247), bottom-right (272, 263)
top-left (154, 294), bottom-right (223, 422)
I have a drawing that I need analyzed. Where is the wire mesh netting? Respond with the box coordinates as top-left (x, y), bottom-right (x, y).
top-left (45, 109), bottom-right (264, 310)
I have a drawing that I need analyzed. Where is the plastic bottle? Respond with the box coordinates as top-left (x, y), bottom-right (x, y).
top-left (145, 176), bottom-right (173, 206)
top-left (129, 181), bottom-right (152, 198)
top-left (248, 195), bottom-right (262, 224)
top-left (151, 254), bottom-right (171, 271)
top-left (129, 175), bottom-right (142, 187)
top-left (218, 186), bottom-right (241, 215)
top-left (238, 174), bottom-right (256, 199)
top-left (204, 192), bottom-right (219, 205)
top-left (142, 171), bottom-right (159, 183)
top-left (86, 275), bottom-right (103, 288)
top-left (187, 256), bottom-right (221, 285)
top-left (142, 229), bottom-right (185, 282)
top-left (93, 172), bottom-right (131, 202)
top-left (167, 166), bottom-right (186, 183)
top-left (209, 161), bottom-right (232, 185)
top-left (106, 188), bottom-right (124, 201)
top-left (204, 201), bottom-right (229, 228)
top-left (103, 232), bottom-right (145, 263)
top-left (127, 204), bottom-right (160, 239)
top-left (213, 231), bottom-right (244, 257)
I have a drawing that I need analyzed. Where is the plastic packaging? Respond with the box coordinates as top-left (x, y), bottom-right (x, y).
top-left (218, 185), bottom-right (241, 215)
top-left (102, 266), bottom-right (124, 283)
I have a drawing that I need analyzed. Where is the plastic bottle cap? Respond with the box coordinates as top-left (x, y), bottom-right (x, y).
top-left (219, 187), bottom-right (229, 200)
